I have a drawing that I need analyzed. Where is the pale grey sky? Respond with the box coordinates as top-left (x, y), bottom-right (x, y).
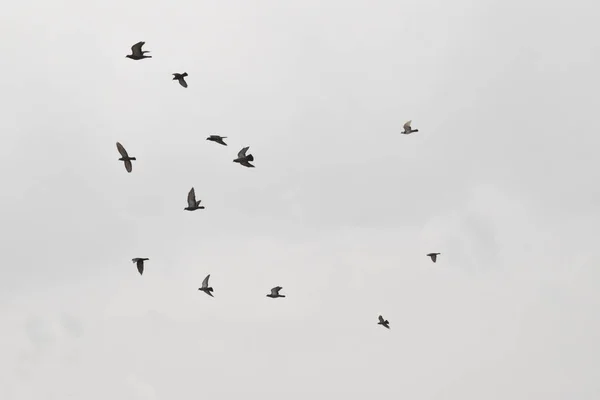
top-left (1, 0), bottom-right (599, 398)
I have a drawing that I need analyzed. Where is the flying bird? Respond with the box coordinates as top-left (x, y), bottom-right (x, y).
top-left (266, 286), bottom-right (285, 298)
top-left (172, 72), bottom-right (188, 88)
top-left (116, 142), bottom-right (136, 173)
top-left (206, 135), bottom-right (227, 146)
top-left (184, 187), bottom-right (205, 211)
top-left (401, 120), bottom-right (419, 134)
top-left (427, 253), bottom-right (441, 263)
top-left (132, 258), bottom-right (149, 275)
top-left (198, 274), bottom-right (214, 297)
top-left (126, 41), bottom-right (151, 60)
top-left (378, 315), bottom-right (390, 329)
top-left (233, 146), bottom-right (255, 168)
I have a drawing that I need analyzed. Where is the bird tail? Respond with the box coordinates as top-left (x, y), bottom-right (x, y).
top-left (246, 154), bottom-right (254, 162)
top-left (182, 72), bottom-right (188, 77)
top-left (208, 287), bottom-right (213, 292)
top-left (130, 157), bottom-right (136, 160)
top-left (280, 295), bottom-right (286, 297)
top-left (413, 129), bottom-right (419, 133)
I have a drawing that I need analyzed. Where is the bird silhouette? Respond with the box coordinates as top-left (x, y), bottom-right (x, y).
top-left (401, 120), bottom-right (419, 134)
top-left (206, 135), bottom-right (227, 146)
top-left (233, 146), bottom-right (255, 168)
top-left (172, 72), bottom-right (188, 88)
top-left (267, 286), bottom-right (285, 298)
top-left (126, 42), bottom-right (151, 60)
top-left (378, 315), bottom-right (390, 329)
top-left (198, 274), bottom-right (214, 297)
top-left (427, 253), bottom-right (441, 263)
top-left (116, 142), bottom-right (136, 173)
top-left (132, 258), bottom-right (149, 275)
top-left (184, 187), bottom-right (205, 211)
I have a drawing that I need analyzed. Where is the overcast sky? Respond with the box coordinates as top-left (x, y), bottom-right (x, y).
top-left (0, 0), bottom-right (599, 398)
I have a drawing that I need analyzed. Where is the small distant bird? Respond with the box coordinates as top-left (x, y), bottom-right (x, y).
top-left (266, 286), bottom-right (285, 298)
top-left (126, 41), bottom-right (151, 60)
top-left (233, 146), bottom-right (255, 168)
top-left (172, 72), bottom-right (188, 88)
top-left (206, 135), bottom-right (227, 146)
top-left (198, 274), bottom-right (214, 297)
top-left (116, 142), bottom-right (136, 173)
top-left (401, 120), bottom-right (419, 134)
top-left (427, 253), bottom-right (441, 263)
top-left (132, 258), bottom-right (149, 275)
top-left (184, 187), bottom-right (205, 211)
top-left (378, 315), bottom-right (390, 329)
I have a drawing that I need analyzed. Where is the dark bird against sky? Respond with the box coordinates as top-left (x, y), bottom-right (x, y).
top-left (132, 258), bottom-right (149, 275)
top-left (233, 146), bottom-right (255, 168)
top-left (126, 41), bottom-right (151, 60)
top-left (184, 187), bottom-right (205, 211)
top-left (116, 142), bottom-right (136, 173)
top-left (173, 72), bottom-right (188, 88)
top-left (206, 135), bottom-right (227, 146)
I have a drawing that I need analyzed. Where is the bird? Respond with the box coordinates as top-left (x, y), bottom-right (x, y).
top-left (266, 286), bottom-right (285, 298)
top-left (184, 187), bottom-right (205, 211)
top-left (116, 142), bottom-right (136, 173)
top-left (378, 315), bottom-right (390, 329)
top-left (172, 73), bottom-right (188, 88)
top-left (206, 135), bottom-right (227, 146)
top-left (233, 146), bottom-right (255, 168)
top-left (126, 41), bottom-right (151, 60)
top-left (132, 258), bottom-right (149, 275)
top-left (401, 120), bottom-right (419, 134)
top-left (198, 274), bottom-right (214, 297)
top-left (427, 253), bottom-right (441, 263)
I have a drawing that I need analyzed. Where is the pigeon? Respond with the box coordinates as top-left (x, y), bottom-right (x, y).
top-left (116, 142), bottom-right (136, 173)
top-left (427, 253), bottom-right (441, 263)
top-left (378, 315), bottom-right (390, 329)
top-left (172, 72), bottom-right (188, 88)
top-left (401, 120), bottom-right (419, 134)
top-left (132, 258), bottom-right (149, 275)
top-left (266, 286), bottom-right (285, 298)
top-left (126, 41), bottom-right (152, 60)
top-left (184, 187), bottom-right (205, 211)
top-left (206, 135), bottom-right (227, 146)
top-left (198, 274), bottom-right (214, 297)
top-left (233, 146), bottom-right (255, 168)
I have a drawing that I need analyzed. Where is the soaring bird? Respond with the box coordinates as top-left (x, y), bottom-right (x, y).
top-left (401, 120), bottom-right (419, 134)
top-left (126, 41), bottom-right (152, 60)
top-left (198, 274), bottom-right (214, 297)
top-left (427, 253), bottom-right (441, 263)
top-left (206, 135), bottom-right (227, 146)
top-left (233, 146), bottom-right (255, 168)
top-left (378, 315), bottom-right (390, 329)
top-left (267, 286), bottom-right (285, 298)
top-left (116, 142), bottom-right (136, 173)
top-left (184, 187), bottom-right (205, 211)
top-left (132, 258), bottom-right (149, 275)
top-left (172, 72), bottom-right (188, 88)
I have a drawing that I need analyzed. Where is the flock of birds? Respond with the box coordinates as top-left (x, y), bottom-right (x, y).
top-left (122, 41), bottom-right (441, 330)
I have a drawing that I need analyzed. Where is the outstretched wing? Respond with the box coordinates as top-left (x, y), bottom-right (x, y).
top-left (116, 142), bottom-right (129, 158)
top-left (124, 159), bottom-right (132, 173)
top-left (131, 41), bottom-right (145, 57)
top-left (403, 120), bottom-right (412, 131)
top-left (240, 161), bottom-right (255, 168)
top-left (136, 259), bottom-right (144, 275)
top-left (238, 146), bottom-right (249, 158)
top-left (202, 274), bottom-right (210, 288)
top-left (271, 286), bottom-right (282, 295)
top-left (187, 187), bottom-right (197, 208)
top-left (179, 78), bottom-right (188, 88)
